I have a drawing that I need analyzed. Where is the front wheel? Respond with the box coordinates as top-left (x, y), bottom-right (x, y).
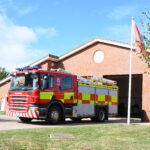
top-left (19, 117), bottom-right (32, 123)
top-left (46, 106), bottom-right (62, 125)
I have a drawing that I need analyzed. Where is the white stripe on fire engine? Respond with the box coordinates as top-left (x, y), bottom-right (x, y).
top-left (31, 111), bottom-right (34, 118)
top-left (28, 112), bottom-right (31, 118)
top-left (35, 111), bottom-right (39, 118)
top-left (28, 111), bottom-right (32, 118)
top-left (33, 111), bottom-right (37, 118)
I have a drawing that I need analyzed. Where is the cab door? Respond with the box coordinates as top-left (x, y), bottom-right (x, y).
top-left (55, 75), bottom-right (77, 104)
top-left (40, 73), bottom-right (55, 104)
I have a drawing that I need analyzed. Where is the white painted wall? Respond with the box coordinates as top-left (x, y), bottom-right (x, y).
top-left (1, 98), bottom-right (5, 111)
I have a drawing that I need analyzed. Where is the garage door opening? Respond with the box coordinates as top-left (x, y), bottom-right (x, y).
top-left (104, 74), bottom-right (143, 117)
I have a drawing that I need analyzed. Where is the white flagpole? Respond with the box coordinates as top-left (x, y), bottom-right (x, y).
top-left (127, 18), bottom-right (134, 125)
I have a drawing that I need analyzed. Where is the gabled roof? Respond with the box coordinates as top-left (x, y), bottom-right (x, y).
top-left (59, 37), bottom-right (131, 60)
top-left (0, 37), bottom-right (131, 85)
top-left (30, 37), bottom-right (132, 65)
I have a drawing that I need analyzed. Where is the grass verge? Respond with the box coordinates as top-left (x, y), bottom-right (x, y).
top-left (0, 111), bottom-right (6, 115)
top-left (0, 124), bottom-right (150, 150)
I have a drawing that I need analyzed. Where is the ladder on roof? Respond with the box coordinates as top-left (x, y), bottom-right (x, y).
top-left (87, 76), bottom-right (117, 85)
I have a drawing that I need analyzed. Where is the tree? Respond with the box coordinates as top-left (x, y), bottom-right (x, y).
top-left (138, 10), bottom-right (150, 68)
top-left (0, 67), bottom-right (9, 81)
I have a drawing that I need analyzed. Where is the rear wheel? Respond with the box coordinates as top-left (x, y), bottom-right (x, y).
top-left (97, 109), bottom-right (106, 122)
top-left (46, 106), bottom-right (62, 125)
top-left (19, 117), bottom-right (32, 123)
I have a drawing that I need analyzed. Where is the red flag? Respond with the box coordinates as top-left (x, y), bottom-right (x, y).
top-left (133, 21), bottom-right (145, 53)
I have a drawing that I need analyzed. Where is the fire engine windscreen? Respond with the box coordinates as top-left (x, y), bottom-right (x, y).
top-left (10, 74), bottom-right (39, 91)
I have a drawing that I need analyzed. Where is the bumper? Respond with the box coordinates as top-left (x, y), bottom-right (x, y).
top-left (7, 110), bottom-right (39, 119)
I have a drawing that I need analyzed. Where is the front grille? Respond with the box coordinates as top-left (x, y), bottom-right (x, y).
top-left (12, 96), bottom-right (27, 99)
top-left (9, 95), bottom-right (28, 111)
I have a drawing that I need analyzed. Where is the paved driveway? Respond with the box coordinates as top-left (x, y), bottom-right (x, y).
top-left (0, 114), bottom-right (142, 131)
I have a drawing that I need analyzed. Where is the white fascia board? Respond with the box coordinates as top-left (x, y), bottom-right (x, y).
top-left (30, 55), bottom-right (50, 67)
top-left (0, 76), bottom-right (11, 85)
top-left (59, 38), bottom-right (132, 60)
top-left (97, 38), bottom-right (131, 49)
top-left (30, 55), bottom-right (58, 67)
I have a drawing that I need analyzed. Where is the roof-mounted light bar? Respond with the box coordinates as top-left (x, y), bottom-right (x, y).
top-left (16, 66), bottom-right (42, 71)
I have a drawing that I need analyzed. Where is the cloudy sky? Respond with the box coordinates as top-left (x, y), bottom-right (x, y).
top-left (0, 0), bottom-right (149, 71)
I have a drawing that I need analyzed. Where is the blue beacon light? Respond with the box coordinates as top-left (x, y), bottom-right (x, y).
top-left (16, 66), bottom-right (42, 71)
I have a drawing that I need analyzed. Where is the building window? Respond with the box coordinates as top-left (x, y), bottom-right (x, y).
top-left (61, 76), bottom-right (72, 90)
top-left (93, 51), bottom-right (104, 63)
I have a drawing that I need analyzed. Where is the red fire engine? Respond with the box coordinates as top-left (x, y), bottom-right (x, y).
top-left (7, 66), bottom-right (118, 124)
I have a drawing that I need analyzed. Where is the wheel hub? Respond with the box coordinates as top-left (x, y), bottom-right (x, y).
top-left (51, 110), bottom-right (59, 120)
top-left (99, 111), bottom-right (105, 121)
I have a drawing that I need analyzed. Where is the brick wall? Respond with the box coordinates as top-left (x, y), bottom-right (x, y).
top-left (0, 82), bottom-right (10, 110)
top-left (59, 42), bottom-right (147, 76)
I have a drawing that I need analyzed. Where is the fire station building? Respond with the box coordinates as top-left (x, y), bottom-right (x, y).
top-left (0, 37), bottom-right (150, 121)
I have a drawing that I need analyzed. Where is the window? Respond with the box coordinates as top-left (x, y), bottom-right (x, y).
top-left (42, 74), bottom-right (54, 89)
top-left (61, 76), bottom-right (72, 90)
top-left (93, 51), bottom-right (104, 63)
top-left (10, 74), bottom-right (39, 91)
top-left (48, 75), bottom-right (54, 88)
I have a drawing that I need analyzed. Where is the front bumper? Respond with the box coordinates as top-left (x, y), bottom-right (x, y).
top-left (7, 110), bottom-right (39, 119)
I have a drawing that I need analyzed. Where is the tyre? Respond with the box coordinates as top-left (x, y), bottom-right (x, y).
top-left (71, 118), bottom-right (81, 122)
top-left (97, 109), bottom-right (106, 122)
top-left (46, 105), bottom-right (62, 125)
top-left (19, 117), bottom-right (32, 123)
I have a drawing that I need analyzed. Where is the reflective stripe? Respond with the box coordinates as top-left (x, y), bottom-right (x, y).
top-left (73, 99), bottom-right (77, 103)
top-left (82, 93), bottom-right (90, 100)
top-left (111, 96), bottom-right (118, 102)
top-left (60, 99), bottom-right (64, 103)
top-left (39, 92), bottom-right (118, 106)
top-left (98, 95), bottom-right (105, 101)
top-left (40, 92), bottom-right (53, 99)
top-left (108, 86), bottom-right (118, 90)
top-left (90, 100), bottom-right (95, 104)
top-left (78, 100), bottom-right (82, 104)
top-left (7, 110), bottom-right (39, 118)
top-left (64, 92), bottom-right (74, 99)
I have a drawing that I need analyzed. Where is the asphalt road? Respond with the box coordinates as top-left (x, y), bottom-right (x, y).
top-left (0, 114), bottom-right (142, 131)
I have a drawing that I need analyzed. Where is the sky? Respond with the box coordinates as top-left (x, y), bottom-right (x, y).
top-left (0, 0), bottom-right (149, 71)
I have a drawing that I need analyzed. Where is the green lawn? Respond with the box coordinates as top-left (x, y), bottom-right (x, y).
top-left (0, 124), bottom-right (150, 150)
top-left (0, 111), bottom-right (6, 115)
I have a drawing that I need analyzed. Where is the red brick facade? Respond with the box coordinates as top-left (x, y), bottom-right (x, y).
top-left (0, 38), bottom-right (150, 121)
